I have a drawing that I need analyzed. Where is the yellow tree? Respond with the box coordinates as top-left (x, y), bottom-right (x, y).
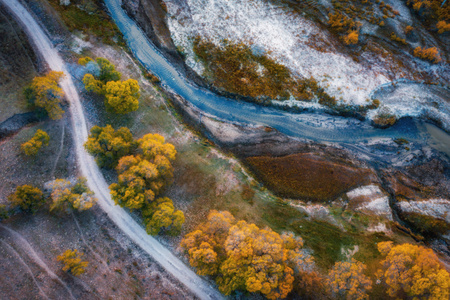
top-left (142, 197), bottom-right (185, 235)
top-left (109, 133), bottom-right (176, 210)
top-left (57, 249), bottom-right (88, 276)
top-left (84, 125), bottom-right (135, 168)
top-left (377, 241), bottom-right (450, 300)
top-left (180, 210), bottom-right (235, 276)
top-left (180, 210), bottom-right (313, 299)
top-left (8, 185), bottom-right (44, 213)
top-left (327, 258), bottom-right (372, 300)
top-left (21, 129), bottom-right (50, 156)
top-left (29, 71), bottom-right (65, 120)
top-left (48, 177), bottom-right (96, 213)
top-left (104, 79), bottom-right (140, 114)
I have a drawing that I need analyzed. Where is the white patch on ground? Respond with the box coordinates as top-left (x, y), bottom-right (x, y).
top-left (289, 201), bottom-right (342, 228)
top-left (70, 36), bottom-right (92, 54)
top-left (341, 245), bottom-right (359, 259)
top-left (397, 199), bottom-right (450, 223)
top-left (367, 222), bottom-right (391, 233)
top-left (164, 0), bottom-right (389, 105)
top-left (346, 185), bottom-right (392, 220)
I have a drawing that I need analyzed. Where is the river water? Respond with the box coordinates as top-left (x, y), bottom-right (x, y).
top-left (104, 0), bottom-right (450, 157)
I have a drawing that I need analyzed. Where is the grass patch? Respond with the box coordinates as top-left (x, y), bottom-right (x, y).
top-left (47, 0), bottom-right (121, 45)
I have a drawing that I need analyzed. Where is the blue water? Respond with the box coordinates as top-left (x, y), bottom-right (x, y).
top-left (104, 0), bottom-right (424, 144)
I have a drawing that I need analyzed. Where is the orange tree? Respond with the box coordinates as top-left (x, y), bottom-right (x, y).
top-left (327, 258), bottom-right (372, 300)
top-left (180, 210), bottom-right (314, 299)
top-left (377, 241), bottom-right (450, 299)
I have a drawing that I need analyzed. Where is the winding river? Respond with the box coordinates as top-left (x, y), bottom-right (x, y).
top-left (104, 0), bottom-right (450, 154)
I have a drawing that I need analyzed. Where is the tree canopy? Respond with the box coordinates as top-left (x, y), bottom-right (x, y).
top-left (327, 258), bottom-right (372, 300)
top-left (8, 185), bottom-right (44, 213)
top-left (142, 197), bottom-right (185, 235)
top-left (47, 177), bottom-right (97, 213)
top-left (27, 71), bottom-right (65, 120)
top-left (84, 125), bottom-right (135, 168)
top-left (57, 249), bottom-right (88, 276)
top-left (180, 210), bottom-right (313, 299)
top-left (21, 129), bottom-right (50, 156)
top-left (109, 133), bottom-right (176, 210)
top-left (79, 56), bottom-right (139, 114)
top-left (377, 241), bottom-right (450, 300)
top-left (104, 79), bottom-right (140, 114)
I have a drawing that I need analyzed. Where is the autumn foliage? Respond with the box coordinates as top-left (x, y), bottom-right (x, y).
top-left (27, 71), bottom-right (65, 120)
top-left (8, 185), bottom-right (44, 213)
top-left (413, 46), bottom-right (441, 63)
top-left (109, 133), bottom-right (176, 210)
top-left (47, 177), bottom-right (97, 213)
top-left (80, 57), bottom-right (140, 114)
top-left (84, 125), bottom-right (135, 168)
top-left (377, 241), bottom-right (450, 300)
top-left (57, 249), bottom-right (88, 276)
top-left (181, 210), bottom-right (313, 299)
top-left (436, 20), bottom-right (450, 34)
top-left (327, 258), bottom-right (372, 300)
top-left (21, 129), bottom-right (50, 156)
top-left (344, 30), bottom-right (359, 45)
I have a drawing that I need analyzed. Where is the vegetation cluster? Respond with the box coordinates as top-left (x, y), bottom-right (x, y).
top-left (24, 71), bottom-right (65, 120)
top-left (182, 210), bottom-right (450, 299)
top-left (21, 129), bottom-right (50, 156)
top-left (193, 38), bottom-right (337, 106)
top-left (84, 125), bottom-right (184, 235)
top-left (80, 57), bottom-right (140, 114)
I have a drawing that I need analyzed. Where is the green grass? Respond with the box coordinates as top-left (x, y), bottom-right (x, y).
top-left (47, 0), bottom-right (122, 45)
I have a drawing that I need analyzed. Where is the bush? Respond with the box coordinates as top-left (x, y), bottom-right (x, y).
top-left (344, 30), bottom-right (359, 45)
top-left (413, 46), bottom-right (441, 63)
top-left (21, 129), bottom-right (50, 156)
top-left (8, 184), bottom-right (44, 213)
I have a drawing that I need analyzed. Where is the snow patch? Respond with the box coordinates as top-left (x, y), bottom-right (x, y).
top-left (346, 185), bottom-right (392, 220)
top-left (397, 199), bottom-right (450, 223)
top-left (164, 0), bottom-right (389, 105)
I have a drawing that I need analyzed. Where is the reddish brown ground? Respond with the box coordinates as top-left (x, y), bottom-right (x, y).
top-left (245, 153), bottom-right (374, 201)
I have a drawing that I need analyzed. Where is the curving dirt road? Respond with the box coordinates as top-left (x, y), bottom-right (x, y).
top-left (0, 0), bottom-right (223, 298)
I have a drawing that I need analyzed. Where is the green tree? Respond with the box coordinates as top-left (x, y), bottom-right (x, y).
top-left (79, 56), bottom-right (121, 83)
top-left (180, 210), bottom-right (313, 299)
top-left (28, 71), bottom-right (65, 120)
top-left (327, 258), bottom-right (372, 300)
top-left (21, 129), bottom-right (50, 156)
top-left (57, 249), bottom-right (88, 276)
top-left (8, 184), bottom-right (44, 213)
top-left (84, 125), bottom-right (135, 168)
top-left (48, 177), bottom-right (96, 213)
top-left (377, 241), bottom-right (450, 300)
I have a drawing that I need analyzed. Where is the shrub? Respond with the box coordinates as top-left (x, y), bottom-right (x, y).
top-left (413, 46), bottom-right (441, 63)
top-left (21, 129), bottom-right (50, 156)
top-left (436, 20), bottom-right (450, 34)
top-left (57, 249), bottom-right (88, 276)
top-left (8, 185), bottom-right (44, 213)
top-left (344, 30), bottom-right (359, 44)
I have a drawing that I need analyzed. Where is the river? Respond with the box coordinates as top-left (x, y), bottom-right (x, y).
top-left (103, 0), bottom-right (450, 148)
